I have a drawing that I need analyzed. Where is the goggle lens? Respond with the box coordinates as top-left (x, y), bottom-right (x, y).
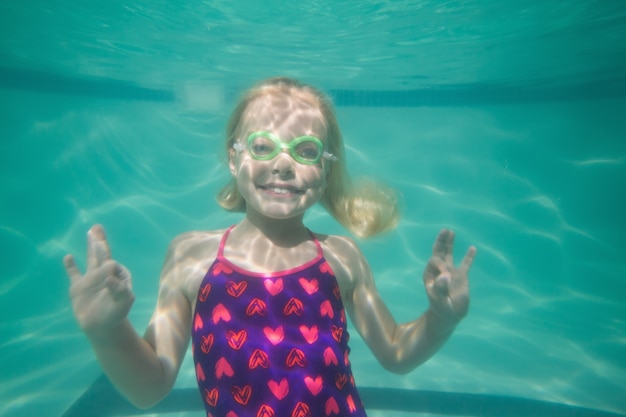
top-left (247, 132), bottom-right (324, 165)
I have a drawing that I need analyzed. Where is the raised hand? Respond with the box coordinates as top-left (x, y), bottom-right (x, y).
top-left (423, 229), bottom-right (476, 324)
top-left (64, 225), bottom-right (134, 335)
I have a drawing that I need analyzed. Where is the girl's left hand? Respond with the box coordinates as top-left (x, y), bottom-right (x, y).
top-left (423, 229), bottom-right (477, 324)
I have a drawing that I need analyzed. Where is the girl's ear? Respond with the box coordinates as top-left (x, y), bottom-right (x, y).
top-left (323, 160), bottom-right (332, 180)
top-left (228, 148), bottom-right (237, 176)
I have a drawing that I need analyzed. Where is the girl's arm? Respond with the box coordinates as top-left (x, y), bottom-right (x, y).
top-left (64, 226), bottom-right (195, 408)
top-left (328, 229), bottom-right (476, 374)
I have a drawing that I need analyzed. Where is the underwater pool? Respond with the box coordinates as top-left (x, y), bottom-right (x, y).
top-left (1, 1), bottom-right (625, 417)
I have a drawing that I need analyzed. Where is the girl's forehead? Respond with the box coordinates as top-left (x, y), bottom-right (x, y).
top-left (240, 93), bottom-right (326, 138)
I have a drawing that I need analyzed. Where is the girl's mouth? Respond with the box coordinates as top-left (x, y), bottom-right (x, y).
top-left (257, 185), bottom-right (305, 195)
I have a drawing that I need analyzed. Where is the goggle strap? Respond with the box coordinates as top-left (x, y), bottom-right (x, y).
top-left (323, 152), bottom-right (338, 162)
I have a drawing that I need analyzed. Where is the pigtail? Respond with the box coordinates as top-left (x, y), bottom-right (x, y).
top-left (317, 91), bottom-right (400, 239)
top-left (321, 177), bottom-right (400, 239)
top-left (318, 116), bottom-right (400, 238)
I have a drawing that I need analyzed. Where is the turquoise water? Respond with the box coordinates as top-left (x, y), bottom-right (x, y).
top-left (1, 1), bottom-right (625, 417)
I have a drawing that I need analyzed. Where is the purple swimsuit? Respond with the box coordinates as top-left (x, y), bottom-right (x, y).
top-left (191, 226), bottom-right (367, 417)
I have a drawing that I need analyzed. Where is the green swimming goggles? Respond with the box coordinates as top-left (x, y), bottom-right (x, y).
top-left (233, 131), bottom-right (338, 165)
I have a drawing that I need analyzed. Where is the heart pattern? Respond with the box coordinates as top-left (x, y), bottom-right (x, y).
top-left (232, 385), bottom-right (252, 405)
top-left (320, 300), bottom-right (334, 318)
top-left (264, 278), bottom-right (283, 296)
top-left (246, 298), bottom-right (268, 316)
top-left (347, 395), bottom-right (357, 413)
top-left (249, 349), bottom-right (270, 369)
top-left (226, 280), bottom-right (248, 298)
top-left (196, 362), bottom-right (205, 382)
top-left (285, 348), bottom-right (307, 368)
top-left (199, 283), bottom-right (212, 302)
top-left (335, 373), bottom-right (348, 390)
top-left (215, 357), bottom-right (234, 379)
top-left (226, 329), bottom-right (247, 350)
top-left (212, 262), bottom-right (233, 276)
top-left (283, 298), bottom-right (304, 316)
top-left (325, 397), bottom-right (340, 416)
top-left (299, 325), bottom-right (319, 344)
top-left (292, 402), bottom-right (311, 417)
top-left (304, 376), bottom-right (323, 396)
top-left (194, 313), bottom-right (203, 331)
top-left (323, 347), bottom-right (339, 366)
top-left (263, 325), bottom-right (284, 346)
top-left (191, 231), bottom-right (366, 417)
top-left (257, 404), bottom-right (275, 417)
top-left (267, 378), bottom-right (289, 400)
top-left (204, 388), bottom-right (218, 407)
top-left (331, 325), bottom-right (343, 343)
top-left (298, 278), bottom-right (319, 295)
top-left (212, 303), bottom-right (232, 324)
top-left (201, 334), bottom-right (214, 354)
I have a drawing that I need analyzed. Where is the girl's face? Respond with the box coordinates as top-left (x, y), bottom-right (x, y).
top-left (229, 93), bottom-right (330, 221)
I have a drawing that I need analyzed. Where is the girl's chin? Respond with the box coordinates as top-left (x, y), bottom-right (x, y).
top-left (247, 202), bottom-right (310, 220)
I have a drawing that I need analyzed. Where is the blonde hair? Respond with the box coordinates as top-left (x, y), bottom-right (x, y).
top-left (217, 77), bottom-right (400, 238)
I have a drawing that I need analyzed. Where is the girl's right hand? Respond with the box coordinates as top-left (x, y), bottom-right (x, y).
top-left (64, 224), bottom-right (135, 336)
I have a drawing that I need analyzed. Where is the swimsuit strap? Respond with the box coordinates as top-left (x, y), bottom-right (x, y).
top-left (216, 225), bottom-right (236, 259)
top-left (217, 225), bottom-right (323, 260)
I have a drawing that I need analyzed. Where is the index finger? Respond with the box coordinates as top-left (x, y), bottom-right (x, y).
top-left (432, 229), bottom-right (454, 264)
top-left (63, 254), bottom-right (82, 284)
top-left (87, 224), bottom-right (111, 269)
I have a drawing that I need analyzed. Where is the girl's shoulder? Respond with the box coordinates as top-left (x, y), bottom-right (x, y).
top-left (167, 228), bottom-right (228, 261)
top-left (161, 229), bottom-right (229, 301)
top-left (315, 233), bottom-right (361, 256)
top-left (315, 233), bottom-right (370, 287)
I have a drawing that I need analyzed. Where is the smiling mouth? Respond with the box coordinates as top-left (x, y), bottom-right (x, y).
top-left (257, 185), bottom-right (305, 195)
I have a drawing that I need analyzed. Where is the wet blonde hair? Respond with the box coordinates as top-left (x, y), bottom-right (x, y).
top-left (217, 77), bottom-right (400, 238)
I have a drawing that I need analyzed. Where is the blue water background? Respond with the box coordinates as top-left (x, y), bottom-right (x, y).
top-left (1, 1), bottom-right (625, 416)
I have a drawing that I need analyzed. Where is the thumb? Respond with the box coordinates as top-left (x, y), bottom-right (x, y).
top-left (115, 263), bottom-right (133, 290)
top-left (432, 273), bottom-right (450, 297)
top-left (103, 261), bottom-right (134, 300)
top-left (105, 275), bottom-right (135, 302)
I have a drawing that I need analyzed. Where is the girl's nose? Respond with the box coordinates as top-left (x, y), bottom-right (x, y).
top-left (271, 151), bottom-right (295, 176)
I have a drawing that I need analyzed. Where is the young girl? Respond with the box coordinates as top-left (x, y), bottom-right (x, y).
top-left (64, 77), bottom-right (476, 417)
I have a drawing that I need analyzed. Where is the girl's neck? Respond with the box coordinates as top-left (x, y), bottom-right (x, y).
top-left (239, 212), bottom-right (310, 248)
